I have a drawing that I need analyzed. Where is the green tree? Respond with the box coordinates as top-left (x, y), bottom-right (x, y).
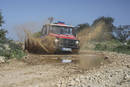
top-left (91, 16), bottom-right (115, 41)
top-left (92, 16), bottom-right (114, 25)
top-left (0, 29), bottom-right (7, 40)
top-left (92, 16), bottom-right (114, 32)
top-left (0, 11), bottom-right (4, 27)
top-left (116, 26), bottom-right (129, 42)
top-left (0, 11), bottom-right (7, 40)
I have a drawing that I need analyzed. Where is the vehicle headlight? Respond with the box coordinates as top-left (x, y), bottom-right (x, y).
top-left (75, 41), bottom-right (79, 44)
top-left (55, 39), bottom-right (59, 43)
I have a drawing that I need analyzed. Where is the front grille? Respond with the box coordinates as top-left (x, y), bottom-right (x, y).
top-left (59, 39), bottom-right (77, 48)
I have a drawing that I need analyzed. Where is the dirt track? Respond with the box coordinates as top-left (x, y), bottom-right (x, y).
top-left (0, 51), bottom-right (130, 87)
top-left (0, 53), bottom-right (81, 87)
top-left (0, 58), bottom-right (80, 87)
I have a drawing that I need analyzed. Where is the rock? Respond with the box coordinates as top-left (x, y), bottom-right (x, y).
top-left (0, 56), bottom-right (5, 63)
top-left (124, 73), bottom-right (130, 81)
top-left (126, 65), bottom-right (130, 68)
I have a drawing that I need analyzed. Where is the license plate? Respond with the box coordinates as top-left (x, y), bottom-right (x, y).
top-left (62, 48), bottom-right (72, 51)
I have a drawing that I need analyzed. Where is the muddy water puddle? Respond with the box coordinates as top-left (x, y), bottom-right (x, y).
top-left (22, 53), bottom-right (111, 70)
top-left (22, 55), bottom-right (79, 65)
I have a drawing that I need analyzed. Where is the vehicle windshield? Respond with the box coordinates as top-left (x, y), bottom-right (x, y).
top-left (51, 26), bottom-right (73, 35)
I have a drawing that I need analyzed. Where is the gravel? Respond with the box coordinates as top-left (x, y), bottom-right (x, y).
top-left (56, 52), bottom-right (130, 87)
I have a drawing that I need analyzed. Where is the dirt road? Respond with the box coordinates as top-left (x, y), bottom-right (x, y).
top-left (0, 51), bottom-right (130, 87)
top-left (0, 53), bottom-right (81, 87)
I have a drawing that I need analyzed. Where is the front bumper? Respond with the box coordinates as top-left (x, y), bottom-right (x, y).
top-left (56, 38), bottom-right (80, 52)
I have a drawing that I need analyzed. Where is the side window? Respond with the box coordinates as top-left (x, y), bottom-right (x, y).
top-left (49, 26), bottom-right (53, 33)
top-left (41, 25), bottom-right (47, 36)
top-left (72, 28), bottom-right (76, 36)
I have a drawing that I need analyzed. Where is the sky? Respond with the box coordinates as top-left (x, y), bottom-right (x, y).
top-left (0, 0), bottom-right (130, 40)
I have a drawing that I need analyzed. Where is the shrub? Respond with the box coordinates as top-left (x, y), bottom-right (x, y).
top-left (0, 40), bottom-right (26, 59)
top-left (94, 40), bottom-right (130, 55)
top-left (127, 40), bottom-right (130, 45)
top-left (94, 44), bottom-right (106, 51)
top-left (113, 45), bottom-right (130, 54)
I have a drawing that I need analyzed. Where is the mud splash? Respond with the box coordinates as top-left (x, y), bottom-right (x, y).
top-left (14, 21), bottom-right (57, 54)
top-left (77, 22), bottom-right (111, 69)
top-left (78, 22), bottom-right (105, 49)
top-left (14, 22), bottom-right (41, 42)
top-left (24, 30), bottom-right (57, 54)
top-left (79, 53), bottom-right (110, 70)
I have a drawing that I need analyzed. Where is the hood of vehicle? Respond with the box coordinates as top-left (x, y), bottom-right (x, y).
top-left (49, 33), bottom-right (76, 40)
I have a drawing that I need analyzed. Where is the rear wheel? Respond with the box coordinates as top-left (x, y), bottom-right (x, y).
top-left (25, 38), bottom-right (31, 52)
top-left (28, 39), bottom-right (33, 52)
top-left (24, 39), bottom-right (28, 50)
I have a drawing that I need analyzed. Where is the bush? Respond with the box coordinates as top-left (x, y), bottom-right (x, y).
top-left (0, 40), bottom-right (26, 59)
top-left (94, 40), bottom-right (130, 55)
top-left (113, 45), bottom-right (130, 54)
top-left (94, 44), bottom-right (106, 51)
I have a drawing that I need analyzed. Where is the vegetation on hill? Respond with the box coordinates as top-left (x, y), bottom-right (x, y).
top-left (94, 40), bottom-right (130, 54)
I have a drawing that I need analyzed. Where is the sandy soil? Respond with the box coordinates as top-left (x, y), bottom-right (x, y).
top-left (0, 54), bottom-right (81, 87)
